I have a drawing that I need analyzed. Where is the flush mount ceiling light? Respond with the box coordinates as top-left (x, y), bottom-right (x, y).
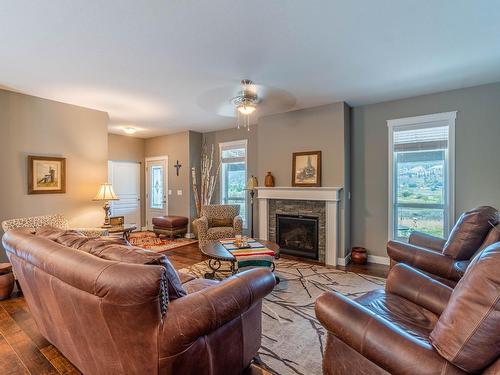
top-left (232, 79), bottom-right (259, 130)
top-left (123, 127), bottom-right (137, 135)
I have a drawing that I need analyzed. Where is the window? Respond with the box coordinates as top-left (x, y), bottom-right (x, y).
top-left (388, 112), bottom-right (456, 241)
top-left (219, 140), bottom-right (248, 228)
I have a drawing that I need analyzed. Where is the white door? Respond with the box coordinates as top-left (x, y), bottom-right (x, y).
top-left (146, 157), bottom-right (168, 230)
top-left (108, 161), bottom-right (141, 226)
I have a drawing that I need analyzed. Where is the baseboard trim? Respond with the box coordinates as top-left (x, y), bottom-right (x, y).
top-left (337, 253), bottom-right (352, 266)
top-left (367, 255), bottom-right (390, 265)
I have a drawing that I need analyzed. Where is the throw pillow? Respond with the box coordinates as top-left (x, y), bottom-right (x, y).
top-left (211, 217), bottom-right (233, 227)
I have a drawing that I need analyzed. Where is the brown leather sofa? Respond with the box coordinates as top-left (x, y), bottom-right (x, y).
top-left (387, 206), bottom-right (499, 286)
top-left (2, 227), bottom-right (276, 375)
top-left (315, 242), bottom-right (500, 374)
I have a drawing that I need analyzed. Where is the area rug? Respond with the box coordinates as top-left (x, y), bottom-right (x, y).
top-left (128, 231), bottom-right (197, 253)
top-left (179, 259), bottom-right (386, 375)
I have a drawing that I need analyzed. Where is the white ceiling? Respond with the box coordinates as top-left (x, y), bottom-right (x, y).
top-left (1, 1), bottom-right (499, 138)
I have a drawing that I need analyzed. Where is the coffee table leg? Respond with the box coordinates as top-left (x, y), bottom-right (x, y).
top-left (205, 259), bottom-right (222, 279)
top-left (230, 260), bottom-right (237, 275)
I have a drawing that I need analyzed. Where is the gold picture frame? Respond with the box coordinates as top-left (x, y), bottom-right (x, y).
top-left (28, 156), bottom-right (66, 194)
top-left (292, 151), bottom-right (322, 187)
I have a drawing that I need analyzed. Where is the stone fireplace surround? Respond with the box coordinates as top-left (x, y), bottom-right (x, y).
top-left (256, 187), bottom-right (342, 266)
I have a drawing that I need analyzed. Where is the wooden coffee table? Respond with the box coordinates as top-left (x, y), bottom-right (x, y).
top-left (201, 239), bottom-right (280, 279)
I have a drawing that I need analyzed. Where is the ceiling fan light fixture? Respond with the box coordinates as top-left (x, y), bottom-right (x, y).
top-left (237, 103), bottom-right (256, 115)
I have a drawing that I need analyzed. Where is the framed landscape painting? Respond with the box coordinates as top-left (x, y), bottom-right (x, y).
top-left (292, 151), bottom-right (322, 187)
top-left (28, 156), bottom-right (66, 194)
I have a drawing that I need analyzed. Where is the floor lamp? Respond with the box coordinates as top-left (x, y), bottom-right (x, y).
top-left (246, 175), bottom-right (258, 238)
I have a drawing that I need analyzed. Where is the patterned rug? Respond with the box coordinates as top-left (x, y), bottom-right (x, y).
top-left (128, 231), bottom-right (197, 253)
top-left (179, 259), bottom-right (386, 375)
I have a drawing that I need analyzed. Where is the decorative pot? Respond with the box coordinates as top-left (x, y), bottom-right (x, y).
top-left (0, 264), bottom-right (14, 301)
top-left (264, 172), bottom-right (275, 187)
top-left (351, 247), bottom-right (368, 265)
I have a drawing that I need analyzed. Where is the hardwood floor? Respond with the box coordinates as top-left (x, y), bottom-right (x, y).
top-left (0, 242), bottom-right (388, 374)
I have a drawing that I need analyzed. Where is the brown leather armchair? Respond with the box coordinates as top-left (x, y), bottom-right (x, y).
top-left (315, 242), bottom-right (500, 375)
top-left (387, 206), bottom-right (499, 286)
top-left (2, 227), bottom-right (276, 375)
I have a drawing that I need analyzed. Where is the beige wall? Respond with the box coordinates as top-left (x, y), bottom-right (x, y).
top-left (351, 82), bottom-right (500, 259)
top-left (0, 89), bottom-right (108, 262)
top-left (144, 131), bottom-right (191, 220)
top-left (108, 134), bottom-right (146, 226)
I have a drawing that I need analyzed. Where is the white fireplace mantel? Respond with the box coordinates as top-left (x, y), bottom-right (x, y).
top-left (256, 186), bottom-right (343, 266)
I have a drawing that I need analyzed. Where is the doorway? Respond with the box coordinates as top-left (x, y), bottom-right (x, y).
top-left (108, 161), bottom-right (141, 227)
top-left (145, 156), bottom-right (168, 230)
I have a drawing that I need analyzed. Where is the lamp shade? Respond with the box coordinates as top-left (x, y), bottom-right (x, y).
top-left (93, 183), bottom-right (119, 201)
top-left (246, 176), bottom-right (258, 190)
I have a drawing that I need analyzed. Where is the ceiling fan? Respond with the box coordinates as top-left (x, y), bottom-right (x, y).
top-left (196, 79), bottom-right (296, 130)
top-left (232, 79), bottom-right (259, 130)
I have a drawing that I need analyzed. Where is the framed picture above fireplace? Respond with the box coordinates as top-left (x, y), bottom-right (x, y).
top-left (292, 151), bottom-right (321, 187)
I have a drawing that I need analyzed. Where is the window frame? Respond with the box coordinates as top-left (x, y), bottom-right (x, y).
top-left (219, 139), bottom-right (248, 228)
top-left (387, 111), bottom-right (456, 241)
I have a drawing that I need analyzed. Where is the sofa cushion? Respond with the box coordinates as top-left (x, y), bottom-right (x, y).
top-left (36, 226), bottom-right (69, 240)
top-left (35, 227), bottom-right (187, 302)
top-left (442, 206), bottom-right (498, 260)
top-left (79, 242), bottom-right (187, 301)
top-left (430, 242), bottom-right (500, 373)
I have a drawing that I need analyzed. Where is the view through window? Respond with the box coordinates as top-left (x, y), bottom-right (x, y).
top-left (388, 112), bottom-right (455, 241)
top-left (220, 140), bottom-right (247, 228)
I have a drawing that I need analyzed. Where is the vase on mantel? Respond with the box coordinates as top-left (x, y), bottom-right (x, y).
top-left (264, 172), bottom-right (275, 187)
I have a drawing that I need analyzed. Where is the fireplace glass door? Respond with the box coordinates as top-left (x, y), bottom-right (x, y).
top-left (276, 214), bottom-right (319, 260)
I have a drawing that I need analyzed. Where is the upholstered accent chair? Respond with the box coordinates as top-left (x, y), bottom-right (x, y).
top-left (1, 214), bottom-right (108, 238)
top-left (387, 206), bottom-right (499, 286)
top-left (193, 205), bottom-right (243, 248)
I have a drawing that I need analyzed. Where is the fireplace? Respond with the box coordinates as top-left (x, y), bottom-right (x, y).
top-left (276, 214), bottom-right (319, 260)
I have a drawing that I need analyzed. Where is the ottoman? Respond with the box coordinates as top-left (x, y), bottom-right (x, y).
top-left (152, 216), bottom-right (189, 239)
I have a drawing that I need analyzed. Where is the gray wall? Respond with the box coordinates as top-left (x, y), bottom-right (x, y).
top-left (108, 134), bottom-right (146, 226)
top-left (144, 131), bottom-right (191, 219)
top-left (351, 82), bottom-right (500, 259)
top-left (0, 89), bottom-right (109, 262)
top-left (188, 131), bottom-right (203, 228)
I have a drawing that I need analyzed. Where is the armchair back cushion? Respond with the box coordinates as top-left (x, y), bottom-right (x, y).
top-left (443, 206), bottom-right (498, 260)
top-left (201, 205), bottom-right (240, 228)
top-left (430, 242), bottom-right (500, 373)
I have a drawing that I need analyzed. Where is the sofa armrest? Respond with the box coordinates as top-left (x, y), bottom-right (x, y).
top-left (233, 215), bottom-right (243, 234)
top-left (315, 292), bottom-right (465, 375)
top-left (160, 268), bottom-right (275, 356)
top-left (386, 263), bottom-right (452, 315)
top-left (387, 240), bottom-right (461, 281)
top-left (409, 231), bottom-right (446, 252)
